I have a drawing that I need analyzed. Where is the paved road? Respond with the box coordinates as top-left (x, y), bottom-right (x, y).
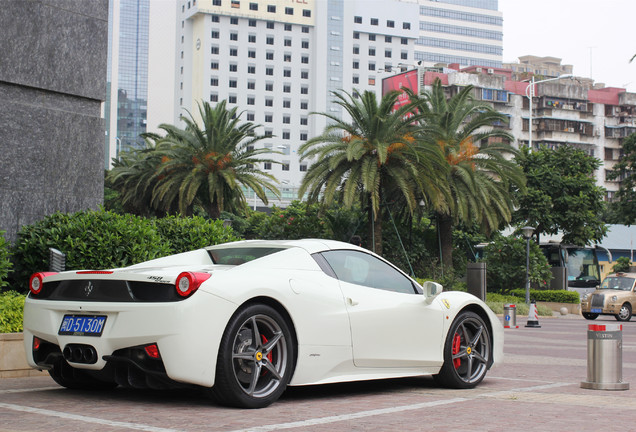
top-left (2, 315), bottom-right (636, 431)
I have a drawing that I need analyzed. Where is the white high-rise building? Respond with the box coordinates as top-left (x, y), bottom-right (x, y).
top-left (175, 0), bottom-right (419, 207)
top-left (412, 0), bottom-right (503, 69)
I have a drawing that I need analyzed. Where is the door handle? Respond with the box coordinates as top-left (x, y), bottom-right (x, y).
top-left (347, 297), bottom-right (359, 306)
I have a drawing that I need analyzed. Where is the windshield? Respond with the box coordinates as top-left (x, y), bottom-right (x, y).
top-left (565, 248), bottom-right (600, 285)
top-left (601, 276), bottom-right (635, 291)
top-left (206, 247), bottom-right (285, 265)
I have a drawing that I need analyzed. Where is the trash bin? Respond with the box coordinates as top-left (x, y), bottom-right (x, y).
top-left (466, 262), bottom-right (486, 301)
top-left (503, 304), bottom-right (518, 329)
top-left (580, 324), bottom-right (629, 390)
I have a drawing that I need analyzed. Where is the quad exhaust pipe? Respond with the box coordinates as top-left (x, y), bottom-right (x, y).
top-left (63, 344), bottom-right (98, 364)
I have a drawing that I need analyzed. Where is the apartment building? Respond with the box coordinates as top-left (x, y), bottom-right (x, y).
top-left (503, 55), bottom-right (573, 81)
top-left (408, 66), bottom-right (635, 199)
top-left (176, 0), bottom-right (419, 206)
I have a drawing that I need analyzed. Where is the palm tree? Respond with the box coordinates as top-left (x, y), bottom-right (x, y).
top-left (153, 101), bottom-right (280, 219)
top-left (106, 133), bottom-right (172, 216)
top-left (298, 90), bottom-right (448, 255)
top-left (408, 80), bottom-right (525, 269)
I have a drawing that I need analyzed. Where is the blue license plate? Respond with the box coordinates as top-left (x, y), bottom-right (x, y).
top-left (58, 315), bottom-right (107, 336)
top-left (591, 308), bottom-right (602, 313)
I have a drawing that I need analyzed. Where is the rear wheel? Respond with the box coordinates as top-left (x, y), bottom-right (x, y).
top-left (211, 304), bottom-right (295, 408)
top-left (435, 311), bottom-right (491, 389)
top-left (582, 312), bottom-right (599, 320)
top-left (615, 303), bottom-right (632, 322)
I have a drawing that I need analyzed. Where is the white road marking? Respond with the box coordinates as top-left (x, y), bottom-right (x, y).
top-left (228, 398), bottom-right (469, 432)
top-left (0, 402), bottom-right (181, 432)
top-left (0, 387), bottom-right (59, 394)
top-left (227, 382), bottom-right (572, 432)
top-left (0, 381), bottom-right (573, 432)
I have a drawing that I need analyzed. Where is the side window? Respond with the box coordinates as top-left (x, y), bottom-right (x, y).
top-left (319, 250), bottom-right (417, 294)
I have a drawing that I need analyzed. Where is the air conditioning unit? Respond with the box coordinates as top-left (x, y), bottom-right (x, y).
top-left (476, 67), bottom-right (482, 73)
top-left (567, 127), bottom-right (574, 132)
top-left (487, 68), bottom-right (494, 74)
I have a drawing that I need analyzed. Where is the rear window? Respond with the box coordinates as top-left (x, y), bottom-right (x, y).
top-left (206, 247), bottom-right (285, 265)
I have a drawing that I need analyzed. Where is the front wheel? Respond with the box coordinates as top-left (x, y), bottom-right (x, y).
top-left (211, 304), bottom-right (295, 408)
top-left (615, 303), bottom-right (632, 322)
top-left (434, 311), bottom-right (492, 389)
top-left (582, 312), bottom-right (599, 320)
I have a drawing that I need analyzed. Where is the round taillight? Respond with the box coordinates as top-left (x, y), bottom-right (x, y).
top-left (175, 272), bottom-right (211, 297)
top-left (29, 272), bottom-right (57, 295)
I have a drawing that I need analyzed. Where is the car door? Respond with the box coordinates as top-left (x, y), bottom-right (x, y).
top-left (319, 250), bottom-right (444, 368)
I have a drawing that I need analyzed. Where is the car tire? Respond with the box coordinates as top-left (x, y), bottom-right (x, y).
top-left (615, 303), bottom-right (632, 322)
top-left (582, 312), bottom-right (599, 320)
top-left (434, 311), bottom-right (492, 389)
top-left (211, 304), bottom-right (295, 408)
top-left (48, 358), bottom-right (117, 390)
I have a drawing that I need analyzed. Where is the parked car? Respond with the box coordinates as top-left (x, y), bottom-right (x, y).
top-left (581, 272), bottom-right (636, 321)
top-left (23, 239), bottom-right (503, 408)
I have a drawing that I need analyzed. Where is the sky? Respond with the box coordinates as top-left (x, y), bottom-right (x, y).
top-left (499, 0), bottom-right (636, 92)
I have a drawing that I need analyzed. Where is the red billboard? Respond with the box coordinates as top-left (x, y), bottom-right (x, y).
top-left (382, 69), bottom-right (419, 112)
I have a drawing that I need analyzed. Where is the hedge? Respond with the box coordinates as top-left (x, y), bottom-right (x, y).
top-left (10, 210), bottom-right (238, 292)
top-left (509, 288), bottom-right (580, 304)
top-left (0, 291), bottom-right (26, 333)
top-left (0, 231), bottom-right (11, 289)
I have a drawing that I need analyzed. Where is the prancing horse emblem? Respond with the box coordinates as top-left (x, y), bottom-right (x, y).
top-left (84, 281), bottom-right (94, 297)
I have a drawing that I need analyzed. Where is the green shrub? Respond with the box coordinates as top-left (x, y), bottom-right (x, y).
top-left (484, 235), bottom-right (552, 294)
top-left (152, 215), bottom-right (240, 254)
top-left (251, 201), bottom-right (329, 240)
top-left (10, 210), bottom-right (172, 291)
top-left (509, 288), bottom-right (580, 304)
top-left (0, 231), bottom-right (12, 289)
top-left (0, 291), bottom-right (26, 333)
top-left (612, 257), bottom-right (631, 273)
top-left (485, 293), bottom-right (553, 316)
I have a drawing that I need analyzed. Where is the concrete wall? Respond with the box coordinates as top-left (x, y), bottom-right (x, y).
top-left (0, 0), bottom-right (109, 242)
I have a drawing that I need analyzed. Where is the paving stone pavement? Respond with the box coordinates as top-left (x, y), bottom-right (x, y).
top-left (1, 314), bottom-right (635, 432)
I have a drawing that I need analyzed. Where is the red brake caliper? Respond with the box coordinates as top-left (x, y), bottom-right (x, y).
top-left (452, 333), bottom-right (462, 369)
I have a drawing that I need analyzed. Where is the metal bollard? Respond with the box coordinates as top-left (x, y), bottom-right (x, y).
top-left (503, 304), bottom-right (518, 329)
top-left (580, 324), bottom-right (629, 390)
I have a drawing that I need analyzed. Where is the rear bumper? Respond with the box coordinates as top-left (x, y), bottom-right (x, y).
top-left (23, 291), bottom-right (237, 388)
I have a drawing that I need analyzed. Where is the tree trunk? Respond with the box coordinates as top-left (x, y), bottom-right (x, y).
top-left (367, 204), bottom-right (383, 256)
top-left (437, 213), bottom-right (453, 270)
top-left (209, 202), bottom-right (221, 220)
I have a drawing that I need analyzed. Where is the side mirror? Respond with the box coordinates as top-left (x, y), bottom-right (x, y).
top-left (423, 281), bottom-right (442, 297)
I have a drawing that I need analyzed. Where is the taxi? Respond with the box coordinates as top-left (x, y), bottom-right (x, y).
top-left (581, 272), bottom-right (635, 321)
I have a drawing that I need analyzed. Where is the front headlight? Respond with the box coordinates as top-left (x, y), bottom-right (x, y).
top-left (611, 295), bottom-right (618, 302)
top-left (583, 293), bottom-right (589, 301)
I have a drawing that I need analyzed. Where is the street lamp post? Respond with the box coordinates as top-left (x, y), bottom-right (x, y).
top-left (521, 226), bottom-right (535, 304)
top-left (524, 74), bottom-right (573, 151)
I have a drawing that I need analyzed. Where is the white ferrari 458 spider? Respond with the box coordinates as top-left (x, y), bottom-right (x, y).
top-left (23, 239), bottom-right (503, 408)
